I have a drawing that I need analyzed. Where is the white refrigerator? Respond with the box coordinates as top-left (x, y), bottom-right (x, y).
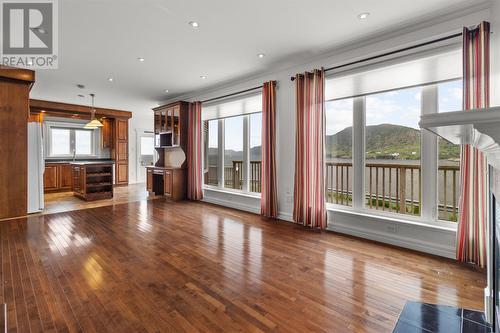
top-left (27, 122), bottom-right (44, 213)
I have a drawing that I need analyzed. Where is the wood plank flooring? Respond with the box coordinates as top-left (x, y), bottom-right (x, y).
top-left (0, 199), bottom-right (485, 332)
top-left (42, 183), bottom-right (151, 215)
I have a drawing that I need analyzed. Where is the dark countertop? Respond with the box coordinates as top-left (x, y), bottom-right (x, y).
top-left (46, 159), bottom-right (114, 165)
top-left (69, 161), bottom-right (115, 166)
top-left (145, 165), bottom-right (185, 170)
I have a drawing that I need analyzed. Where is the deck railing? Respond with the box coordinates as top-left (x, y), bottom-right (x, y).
top-left (206, 161), bottom-right (459, 221)
top-left (326, 162), bottom-right (460, 221)
top-left (205, 161), bottom-right (262, 192)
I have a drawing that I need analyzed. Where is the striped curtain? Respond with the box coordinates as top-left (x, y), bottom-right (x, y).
top-left (187, 101), bottom-right (204, 200)
top-left (456, 21), bottom-right (490, 268)
top-left (261, 81), bottom-right (278, 218)
top-left (293, 69), bottom-right (327, 229)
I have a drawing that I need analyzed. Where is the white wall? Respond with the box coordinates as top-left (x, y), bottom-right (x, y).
top-left (162, 6), bottom-right (490, 258)
top-left (128, 110), bottom-right (153, 184)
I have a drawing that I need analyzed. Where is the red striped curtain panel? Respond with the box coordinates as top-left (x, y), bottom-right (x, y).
top-left (187, 101), bottom-right (204, 200)
top-left (456, 22), bottom-right (490, 268)
top-left (293, 69), bottom-right (327, 229)
top-left (261, 81), bottom-right (278, 218)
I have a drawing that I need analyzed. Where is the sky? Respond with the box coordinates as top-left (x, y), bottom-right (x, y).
top-left (326, 79), bottom-right (463, 136)
top-left (207, 112), bottom-right (262, 151)
top-left (207, 79), bottom-right (463, 151)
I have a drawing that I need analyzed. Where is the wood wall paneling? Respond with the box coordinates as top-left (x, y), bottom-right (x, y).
top-left (0, 66), bottom-right (34, 219)
top-left (29, 99), bottom-right (132, 119)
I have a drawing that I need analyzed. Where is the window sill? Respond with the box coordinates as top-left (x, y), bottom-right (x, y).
top-left (203, 186), bottom-right (261, 200)
top-left (326, 204), bottom-right (457, 232)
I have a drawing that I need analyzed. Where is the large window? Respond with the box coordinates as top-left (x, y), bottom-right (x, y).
top-left (224, 116), bottom-right (244, 190)
top-left (365, 87), bottom-right (422, 216)
top-left (325, 98), bottom-right (353, 206)
top-left (202, 93), bottom-right (262, 194)
top-left (437, 79), bottom-right (462, 221)
top-left (46, 122), bottom-right (97, 158)
top-left (324, 46), bottom-right (463, 225)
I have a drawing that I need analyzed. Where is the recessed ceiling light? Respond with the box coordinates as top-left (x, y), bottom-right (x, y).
top-left (137, 57), bottom-right (145, 62)
top-left (257, 53), bottom-right (265, 58)
top-left (200, 75), bottom-right (207, 80)
top-left (188, 21), bottom-right (199, 28)
top-left (164, 89), bottom-right (169, 93)
top-left (358, 12), bottom-right (370, 20)
top-left (108, 77), bottom-right (113, 82)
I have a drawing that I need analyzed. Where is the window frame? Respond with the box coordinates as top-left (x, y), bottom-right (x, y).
top-left (44, 120), bottom-right (99, 159)
top-left (202, 112), bottom-right (262, 197)
top-left (325, 81), bottom-right (461, 229)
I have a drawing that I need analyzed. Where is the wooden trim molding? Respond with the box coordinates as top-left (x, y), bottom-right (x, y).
top-left (30, 99), bottom-right (132, 119)
top-left (0, 65), bottom-right (35, 85)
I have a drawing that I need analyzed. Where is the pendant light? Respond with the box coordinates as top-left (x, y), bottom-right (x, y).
top-left (84, 93), bottom-right (103, 129)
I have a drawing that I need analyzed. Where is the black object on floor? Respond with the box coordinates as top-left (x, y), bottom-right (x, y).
top-left (393, 301), bottom-right (492, 333)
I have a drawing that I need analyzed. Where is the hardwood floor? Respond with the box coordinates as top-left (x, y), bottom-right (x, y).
top-left (0, 199), bottom-right (485, 332)
top-left (42, 183), bottom-right (151, 215)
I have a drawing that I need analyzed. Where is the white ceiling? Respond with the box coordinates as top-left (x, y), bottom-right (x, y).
top-left (30, 0), bottom-right (488, 113)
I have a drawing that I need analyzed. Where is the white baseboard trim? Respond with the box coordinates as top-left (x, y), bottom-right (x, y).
top-left (202, 196), bottom-right (261, 215)
top-left (201, 195), bottom-right (456, 259)
top-left (328, 222), bottom-right (456, 259)
top-left (278, 211), bottom-right (293, 222)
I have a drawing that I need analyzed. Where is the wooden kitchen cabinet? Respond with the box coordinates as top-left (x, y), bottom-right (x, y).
top-left (164, 170), bottom-right (172, 196)
top-left (101, 118), bottom-right (113, 149)
top-left (146, 168), bottom-right (153, 192)
top-left (59, 164), bottom-right (73, 190)
top-left (114, 119), bottom-right (129, 185)
top-left (145, 166), bottom-right (186, 200)
top-left (71, 163), bottom-right (113, 201)
top-left (44, 164), bottom-right (59, 191)
top-left (44, 163), bottom-right (74, 193)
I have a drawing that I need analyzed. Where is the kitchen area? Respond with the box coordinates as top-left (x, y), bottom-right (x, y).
top-left (27, 98), bottom-right (133, 215)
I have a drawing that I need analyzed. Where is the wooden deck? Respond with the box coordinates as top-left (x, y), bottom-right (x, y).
top-left (0, 199), bottom-right (485, 332)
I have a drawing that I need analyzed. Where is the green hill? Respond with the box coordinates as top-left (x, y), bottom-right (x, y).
top-left (326, 124), bottom-right (460, 160)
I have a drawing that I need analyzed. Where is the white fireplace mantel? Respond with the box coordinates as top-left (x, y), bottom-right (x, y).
top-left (419, 106), bottom-right (500, 169)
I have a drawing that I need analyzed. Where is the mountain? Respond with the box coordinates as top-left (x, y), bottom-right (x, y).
top-left (207, 146), bottom-right (261, 166)
top-left (206, 124), bottom-right (460, 166)
top-left (326, 123), bottom-right (460, 160)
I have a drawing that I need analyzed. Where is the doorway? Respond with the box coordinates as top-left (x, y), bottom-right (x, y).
top-left (136, 130), bottom-right (155, 184)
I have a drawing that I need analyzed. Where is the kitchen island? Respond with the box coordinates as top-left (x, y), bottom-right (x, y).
top-left (71, 161), bottom-right (114, 201)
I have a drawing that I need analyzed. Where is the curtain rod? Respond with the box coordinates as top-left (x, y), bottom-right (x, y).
top-left (201, 85), bottom-right (263, 104)
top-left (290, 32), bottom-right (463, 81)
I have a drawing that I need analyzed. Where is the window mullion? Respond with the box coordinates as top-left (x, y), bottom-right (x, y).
top-left (242, 116), bottom-right (250, 192)
top-left (421, 85), bottom-right (439, 222)
top-left (352, 96), bottom-right (366, 209)
top-left (70, 129), bottom-right (76, 155)
top-left (218, 119), bottom-right (224, 188)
